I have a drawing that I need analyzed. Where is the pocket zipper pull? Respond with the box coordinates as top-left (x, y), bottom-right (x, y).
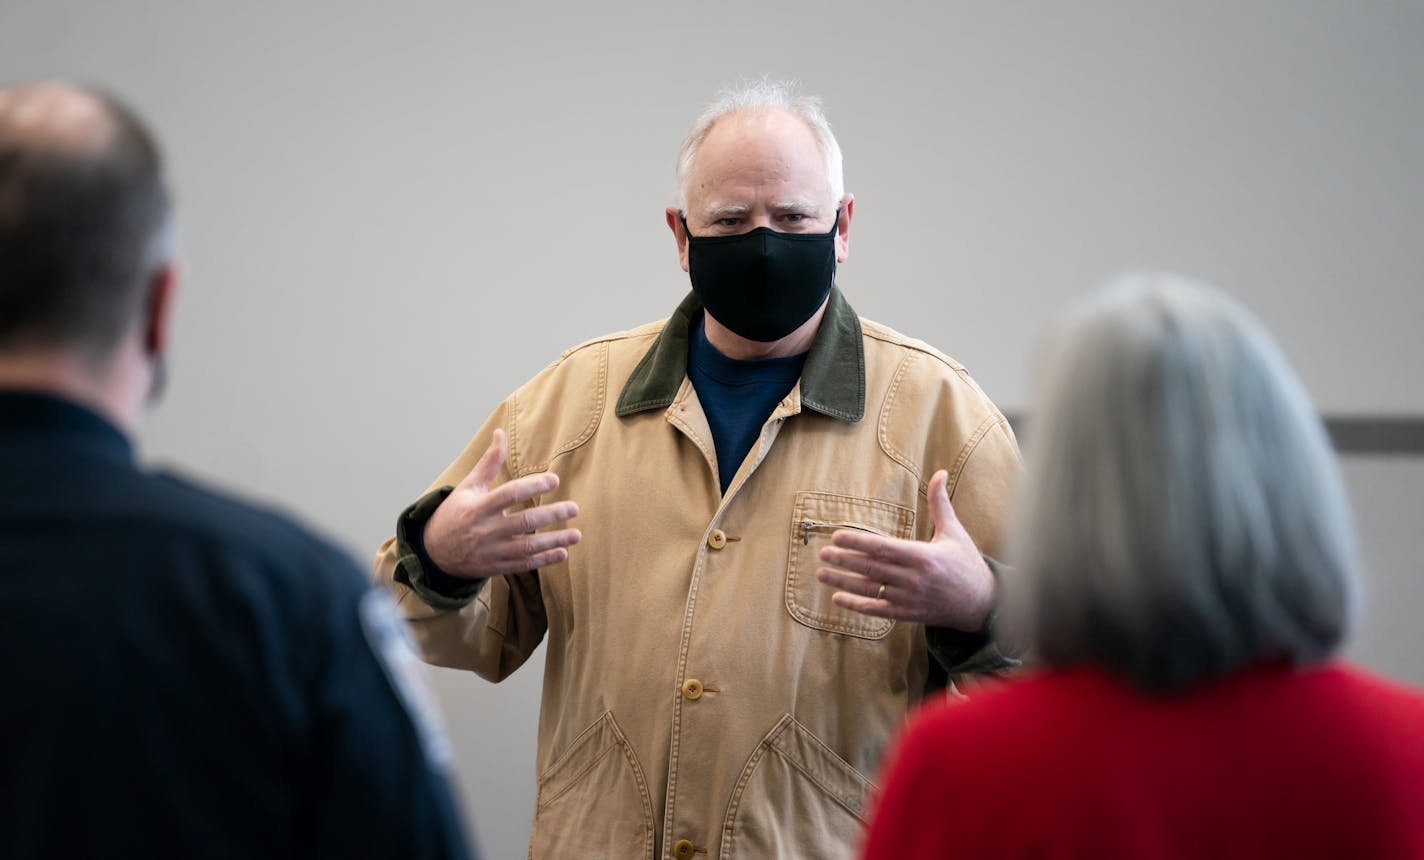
top-left (802, 521), bottom-right (812, 545)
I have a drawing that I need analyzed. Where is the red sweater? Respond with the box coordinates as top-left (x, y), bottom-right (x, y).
top-left (862, 663), bottom-right (1424, 859)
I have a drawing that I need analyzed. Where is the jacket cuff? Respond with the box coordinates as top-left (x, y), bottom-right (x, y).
top-left (393, 486), bottom-right (487, 611)
top-left (925, 555), bottom-right (1022, 675)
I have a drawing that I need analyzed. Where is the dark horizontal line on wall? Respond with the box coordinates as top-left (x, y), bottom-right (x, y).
top-left (1323, 417), bottom-right (1424, 455)
top-left (1001, 415), bottom-right (1424, 456)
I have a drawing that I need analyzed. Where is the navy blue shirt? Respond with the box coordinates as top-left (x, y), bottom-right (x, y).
top-left (0, 392), bottom-right (473, 859)
top-left (688, 313), bottom-right (809, 494)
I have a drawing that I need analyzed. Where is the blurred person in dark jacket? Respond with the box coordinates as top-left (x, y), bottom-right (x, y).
top-left (0, 80), bottom-right (474, 860)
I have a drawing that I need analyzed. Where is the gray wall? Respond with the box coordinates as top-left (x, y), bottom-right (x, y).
top-left (3, 2), bottom-right (1420, 856)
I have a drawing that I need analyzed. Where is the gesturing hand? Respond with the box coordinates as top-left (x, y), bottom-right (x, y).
top-left (815, 469), bottom-right (994, 631)
top-left (422, 429), bottom-right (582, 579)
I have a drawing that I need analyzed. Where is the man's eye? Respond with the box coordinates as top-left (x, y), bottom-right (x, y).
top-left (783, 213), bottom-right (806, 223)
top-left (717, 218), bottom-right (741, 227)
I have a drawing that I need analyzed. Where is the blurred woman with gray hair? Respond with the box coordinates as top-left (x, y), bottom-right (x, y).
top-left (861, 274), bottom-right (1424, 859)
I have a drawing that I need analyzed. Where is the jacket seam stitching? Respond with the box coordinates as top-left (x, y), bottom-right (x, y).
top-left (763, 716), bottom-right (874, 820)
top-left (860, 325), bottom-right (964, 372)
top-left (507, 395), bottom-right (523, 476)
top-left (663, 546), bottom-right (710, 853)
top-left (514, 342), bottom-right (609, 476)
top-left (718, 715), bottom-right (792, 859)
top-left (613, 728), bottom-right (657, 859)
top-left (946, 415), bottom-right (998, 500)
top-left (620, 397), bottom-right (675, 412)
top-left (667, 392), bottom-right (720, 488)
top-left (537, 709), bottom-right (614, 790)
top-left (561, 325), bottom-right (663, 358)
top-left (785, 494), bottom-right (909, 639)
top-left (536, 741), bottom-right (620, 808)
top-left (877, 354), bottom-right (923, 486)
top-left (767, 745), bottom-right (869, 821)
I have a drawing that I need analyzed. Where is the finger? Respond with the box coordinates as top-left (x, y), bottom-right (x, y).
top-left (480, 546), bottom-right (573, 578)
top-left (461, 428), bottom-right (508, 491)
top-left (830, 590), bottom-right (901, 620)
top-left (490, 500), bottom-right (580, 538)
top-left (817, 548), bottom-right (914, 590)
top-left (494, 527), bottom-right (582, 561)
top-left (927, 469), bottom-right (961, 539)
top-left (814, 565), bottom-right (880, 596)
top-left (479, 471), bottom-right (561, 515)
top-left (826, 530), bottom-right (926, 570)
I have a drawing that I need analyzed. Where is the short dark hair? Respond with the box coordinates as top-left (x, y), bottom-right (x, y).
top-left (0, 86), bottom-right (172, 360)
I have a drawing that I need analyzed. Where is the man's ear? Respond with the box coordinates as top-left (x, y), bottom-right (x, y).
top-left (143, 262), bottom-right (180, 357)
top-left (835, 194), bottom-right (854, 264)
top-left (666, 206), bottom-right (690, 273)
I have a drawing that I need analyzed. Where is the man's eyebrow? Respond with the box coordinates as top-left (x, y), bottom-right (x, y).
top-left (702, 203), bottom-right (750, 218)
top-left (771, 200), bottom-right (821, 215)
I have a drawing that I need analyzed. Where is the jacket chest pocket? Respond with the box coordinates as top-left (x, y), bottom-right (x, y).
top-left (785, 491), bottom-right (916, 640)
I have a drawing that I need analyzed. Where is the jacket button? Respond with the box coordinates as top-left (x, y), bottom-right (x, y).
top-left (672, 839), bottom-right (695, 859)
top-left (681, 678), bottom-right (703, 701)
top-left (707, 529), bottom-right (727, 550)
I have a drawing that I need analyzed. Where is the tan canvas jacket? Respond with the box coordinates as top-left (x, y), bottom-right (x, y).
top-left (374, 288), bottom-right (1021, 860)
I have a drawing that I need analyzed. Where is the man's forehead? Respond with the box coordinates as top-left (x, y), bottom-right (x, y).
top-left (698, 110), bottom-right (820, 161)
top-left (703, 105), bottom-right (815, 142)
top-left (686, 109), bottom-right (832, 208)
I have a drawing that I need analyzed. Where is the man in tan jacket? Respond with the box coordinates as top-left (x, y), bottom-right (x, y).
top-left (375, 80), bottom-right (1020, 860)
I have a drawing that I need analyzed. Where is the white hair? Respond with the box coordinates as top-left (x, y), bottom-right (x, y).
top-left (144, 210), bottom-right (178, 272)
top-left (674, 78), bottom-right (844, 211)
top-left (1004, 273), bottom-right (1361, 693)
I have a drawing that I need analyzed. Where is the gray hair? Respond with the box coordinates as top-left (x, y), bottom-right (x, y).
top-left (1004, 273), bottom-right (1361, 693)
top-left (674, 79), bottom-right (844, 211)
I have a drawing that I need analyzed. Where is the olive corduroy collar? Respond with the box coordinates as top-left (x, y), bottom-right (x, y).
top-left (614, 286), bottom-right (865, 422)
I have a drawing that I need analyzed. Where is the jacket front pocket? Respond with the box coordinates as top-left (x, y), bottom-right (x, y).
top-left (530, 711), bottom-right (654, 860)
top-left (719, 714), bottom-right (876, 860)
top-left (785, 491), bottom-right (915, 639)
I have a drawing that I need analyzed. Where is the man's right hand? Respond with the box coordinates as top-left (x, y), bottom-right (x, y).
top-left (422, 428), bottom-right (581, 579)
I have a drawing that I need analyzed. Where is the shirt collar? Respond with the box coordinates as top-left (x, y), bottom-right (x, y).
top-left (0, 390), bottom-right (134, 462)
top-left (615, 285), bottom-right (865, 422)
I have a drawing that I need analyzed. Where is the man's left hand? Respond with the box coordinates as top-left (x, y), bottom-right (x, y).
top-left (816, 469), bottom-right (994, 631)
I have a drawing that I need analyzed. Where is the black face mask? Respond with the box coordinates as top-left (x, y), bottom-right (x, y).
top-left (682, 210), bottom-right (839, 343)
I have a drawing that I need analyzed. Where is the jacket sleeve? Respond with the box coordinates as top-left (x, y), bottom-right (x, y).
top-left (926, 555), bottom-right (1020, 675)
top-left (302, 544), bottom-right (476, 860)
top-left (373, 401), bottom-right (549, 683)
top-left (926, 412), bottom-right (1023, 676)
